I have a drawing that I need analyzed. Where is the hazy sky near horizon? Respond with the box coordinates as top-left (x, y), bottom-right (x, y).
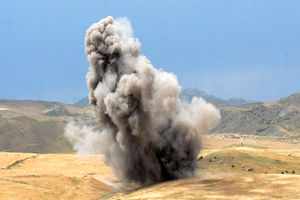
top-left (1, 0), bottom-right (300, 103)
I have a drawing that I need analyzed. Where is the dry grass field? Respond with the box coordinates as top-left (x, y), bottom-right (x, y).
top-left (0, 153), bottom-right (116, 200)
top-left (1, 136), bottom-right (300, 200)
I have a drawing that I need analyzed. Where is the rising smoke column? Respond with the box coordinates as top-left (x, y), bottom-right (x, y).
top-left (65, 16), bottom-right (220, 185)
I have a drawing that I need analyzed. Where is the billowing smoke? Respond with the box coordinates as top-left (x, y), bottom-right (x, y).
top-left (65, 16), bottom-right (220, 185)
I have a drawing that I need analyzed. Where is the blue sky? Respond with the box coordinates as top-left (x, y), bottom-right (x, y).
top-left (0, 0), bottom-right (299, 103)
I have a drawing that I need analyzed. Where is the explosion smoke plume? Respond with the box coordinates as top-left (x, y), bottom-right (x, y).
top-left (65, 16), bottom-right (220, 185)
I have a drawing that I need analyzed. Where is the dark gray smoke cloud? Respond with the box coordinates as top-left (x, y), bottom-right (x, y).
top-left (65, 16), bottom-right (220, 185)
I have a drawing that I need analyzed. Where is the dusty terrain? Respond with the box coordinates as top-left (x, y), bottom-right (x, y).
top-left (1, 136), bottom-right (300, 200)
top-left (0, 153), bottom-right (116, 200)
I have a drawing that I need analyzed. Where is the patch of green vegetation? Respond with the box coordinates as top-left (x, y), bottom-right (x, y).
top-left (68, 177), bottom-right (81, 185)
top-left (198, 149), bottom-right (300, 175)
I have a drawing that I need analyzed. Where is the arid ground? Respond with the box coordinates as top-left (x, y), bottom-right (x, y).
top-left (1, 135), bottom-right (300, 200)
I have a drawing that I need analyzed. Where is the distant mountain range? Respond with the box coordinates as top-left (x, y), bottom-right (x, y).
top-left (0, 90), bottom-right (299, 153)
top-left (179, 88), bottom-right (255, 105)
top-left (75, 97), bottom-right (89, 105)
top-left (75, 88), bottom-right (255, 106)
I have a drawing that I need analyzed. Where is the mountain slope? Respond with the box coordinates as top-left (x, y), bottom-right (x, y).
top-left (75, 97), bottom-right (89, 105)
top-left (213, 93), bottom-right (300, 136)
top-left (0, 100), bottom-right (95, 153)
